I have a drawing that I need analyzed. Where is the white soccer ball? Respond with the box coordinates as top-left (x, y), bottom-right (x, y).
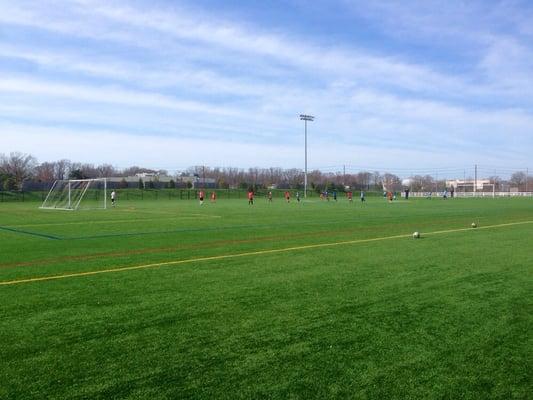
top-left (471, 222), bottom-right (477, 228)
top-left (413, 231), bottom-right (420, 239)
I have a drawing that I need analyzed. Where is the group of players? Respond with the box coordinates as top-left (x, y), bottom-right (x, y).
top-left (108, 189), bottom-right (373, 207)
top-left (197, 190), bottom-right (217, 205)
top-left (108, 187), bottom-right (452, 208)
top-left (195, 189), bottom-right (368, 205)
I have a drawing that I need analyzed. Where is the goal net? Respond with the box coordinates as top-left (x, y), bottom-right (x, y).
top-left (40, 178), bottom-right (107, 210)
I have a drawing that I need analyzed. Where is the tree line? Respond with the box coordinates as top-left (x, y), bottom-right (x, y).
top-left (1, 152), bottom-right (531, 192)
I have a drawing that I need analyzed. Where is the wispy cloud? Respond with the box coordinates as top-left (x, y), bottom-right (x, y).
top-left (0, 0), bottom-right (531, 170)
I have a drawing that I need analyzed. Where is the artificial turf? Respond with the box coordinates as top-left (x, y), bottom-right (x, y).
top-left (0, 196), bottom-right (531, 399)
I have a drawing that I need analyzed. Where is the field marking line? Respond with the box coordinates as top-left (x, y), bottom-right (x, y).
top-left (5, 215), bottom-right (222, 228)
top-left (0, 225), bottom-right (370, 270)
top-left (0, 226), bottom-right (62, 240)
top-left (1, 220), bottom-right (532, 286)
top-left (66, 216), bottom-right (386, 240)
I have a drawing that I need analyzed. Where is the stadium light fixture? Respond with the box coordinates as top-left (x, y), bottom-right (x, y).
top-left (299, 114), bottom-right (314, 198)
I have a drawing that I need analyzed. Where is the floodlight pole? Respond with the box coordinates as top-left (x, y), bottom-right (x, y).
top-left (300, 114), bottom-right (314, 198)
top-left (526, 168), bottom-right (529, 194)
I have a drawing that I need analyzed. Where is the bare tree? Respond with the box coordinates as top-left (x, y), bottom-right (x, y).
top-left (54, 159), bottom-right (71, 180)
top-left (372, 171), bottom-right (381, 189)
top-left (357, 171), bottom-right (372, 190)
top-left (408, 175), bottom-right (435, 191)
top-left (0, 152), bottom-right (37, 189)
top-left (510, 171), bottom-right (527, 190)
top-left (35, 162), bottom-right (56, 182)
top-left (488, 176), bottom-right (503, 191)
top-left (96, 164), bottom-right (117, 177)
top-left (382, 173), bottom-right (401, 191)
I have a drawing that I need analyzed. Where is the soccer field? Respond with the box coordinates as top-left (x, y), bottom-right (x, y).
top-left (1, 197), bottom-right (531, 399)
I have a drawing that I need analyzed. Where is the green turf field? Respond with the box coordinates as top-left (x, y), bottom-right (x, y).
top-left (1, 196), bottom-right (531, 399)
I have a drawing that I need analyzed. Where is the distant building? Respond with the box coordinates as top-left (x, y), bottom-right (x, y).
top-left (134, 172), bottom-right (158, 179)
top-left (107, 174), bottom-right (174, 189)
top-left (179, 176), bottom-right (217, 189)
top-left (446, 179), bottom-right (492, 191)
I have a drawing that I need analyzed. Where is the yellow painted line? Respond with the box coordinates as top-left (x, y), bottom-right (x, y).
top-left (1, 220), bottom-right (532, 286)
top-left (423, 220), bottom-right (533, 236)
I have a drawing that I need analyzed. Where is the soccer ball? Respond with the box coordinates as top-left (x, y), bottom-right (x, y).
top-left (471, 222), bottom-right (477, 228)
top-left (413, 231), bottom-right (420, 239)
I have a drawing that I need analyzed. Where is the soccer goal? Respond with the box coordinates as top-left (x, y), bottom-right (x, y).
top-left (40, 178), bottom-right (107, 210)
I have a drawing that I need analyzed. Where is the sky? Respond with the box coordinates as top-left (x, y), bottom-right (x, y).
top-left (0, 0), bottom-right (532, 175)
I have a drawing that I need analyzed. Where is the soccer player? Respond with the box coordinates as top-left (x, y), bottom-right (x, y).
top-left (285, 191), bottom-right (290, 203)
top-left (387, 191), bottom-right (393, 203)
top-left (268, 191), bottom-right (273, 202)
top-left (199, 190), bottom-right (205, 205)
top-left (347, 191), bottom-right (353, 202)
top-left (333, 191), bottom-right (337, 201)
top-left (296, 192), bottom-right (300, 202)
top-left (110, 190), bottom-right (116, 207)
top-left (360, 191), bottom-right (365, 203)
top-left (248, 190), bottom-right (254, 205)
top-left (211, 192), bottom-right (216, 202)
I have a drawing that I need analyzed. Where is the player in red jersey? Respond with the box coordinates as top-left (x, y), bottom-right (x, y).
top-left (211, 192), bottom-right (216, 202)
top-left (199, 190), bottom-right (205, 205)
top-left (284, 191), bottom-right (290, 203)
top-left (347, 191), bottom-right (353, 202)
top-left (248, 190), bottom-right (254, 205)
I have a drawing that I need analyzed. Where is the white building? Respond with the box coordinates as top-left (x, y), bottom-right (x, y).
top-left (446, 179), bottom-right (491, 191)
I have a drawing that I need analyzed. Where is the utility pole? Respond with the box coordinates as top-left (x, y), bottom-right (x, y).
top-left (343, 165), bottom-right (346, 188)
top-left (299, 114), bottom-right (314, 198)
top-left (474, 164), bottom-right (477, 196)
top-left (463, 169), bottom-right (466, 196)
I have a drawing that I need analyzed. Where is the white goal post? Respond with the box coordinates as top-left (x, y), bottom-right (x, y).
top-left (40, 178), bottom-right (108, 210)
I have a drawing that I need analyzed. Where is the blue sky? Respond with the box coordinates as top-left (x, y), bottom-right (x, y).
top-left (0, 0), bottom-right (532, 175)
